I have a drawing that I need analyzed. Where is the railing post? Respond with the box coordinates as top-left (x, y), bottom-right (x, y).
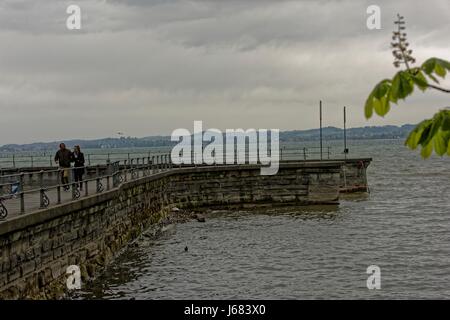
top-left (151, 156), bottom-right (155, 174)
top-left (136, 158), bottom-right (140, 178)
top-left (328, 146), bottom-right (330, 159)
top-left (96, 177), bottom-right (101, 193)
top-left (38, 170), bottom-right (43, 188)
top-left (39, 189), bottom-right (46, 209)
top-left (31, 156), bottom-right (34, 168)
top-left (57, 169), bottom-right (61, 204)
top-left (106, 162), bottom-right (111, 189)
top-left (88, 154), bottom-right (91, 166)
top-left (124, 160), bottom-right (128, 182)
top-left (142, 157), bottom-right (147, 177)
top-left (112, 162), bottom-right (117, 187)
top-left (12, 154), bottom-right (16, 168)
top-left (49, 156), bottom-right (53, 167)
top-left (303, 147), bottom-right (307, 161)
top-left (71, 180), bottom-right (77, 200)
top-left (39, 170), bottom-right (45, 208)
top-left (19, 173), bottom-right (25, 214)
top-left (96, 165), bottom-right (102, 193)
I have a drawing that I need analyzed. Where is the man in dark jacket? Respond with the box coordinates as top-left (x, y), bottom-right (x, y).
top-left (54, 143), bottom-right (72, 190)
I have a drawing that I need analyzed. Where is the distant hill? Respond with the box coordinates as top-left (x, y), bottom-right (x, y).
top-left (0, 124), bottom-right (416, 153)
top-left (280, 124), bottom-right (416, 142)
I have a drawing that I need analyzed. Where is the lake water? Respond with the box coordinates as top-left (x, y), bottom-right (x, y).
top-left (73, 139), bottom-right (450, 299)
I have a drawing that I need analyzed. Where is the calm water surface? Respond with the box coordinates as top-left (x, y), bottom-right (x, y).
top-left (74, 139), bottom-right (450, 299)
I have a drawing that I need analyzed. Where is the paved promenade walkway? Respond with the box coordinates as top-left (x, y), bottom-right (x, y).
top-left (0, 168), bottom-right (166, 221)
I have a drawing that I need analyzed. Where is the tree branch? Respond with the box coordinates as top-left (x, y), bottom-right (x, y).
top-left (427, 83), bottom-right (450, 93)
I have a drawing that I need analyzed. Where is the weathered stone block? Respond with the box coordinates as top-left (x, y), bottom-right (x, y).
top-left (20, 260), bottom-right (36, 277)
top-left (7, 268), bottom-right (21, 282)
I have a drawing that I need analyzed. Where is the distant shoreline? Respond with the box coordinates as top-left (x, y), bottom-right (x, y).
top-left (0, 124), bottom-right (415, 153)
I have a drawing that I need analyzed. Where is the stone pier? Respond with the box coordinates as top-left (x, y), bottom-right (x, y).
top-left (0, 159), bottom-right (371, 299)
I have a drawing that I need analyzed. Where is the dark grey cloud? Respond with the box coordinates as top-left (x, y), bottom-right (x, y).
top-left (0, 0), bottom-right (449, 144)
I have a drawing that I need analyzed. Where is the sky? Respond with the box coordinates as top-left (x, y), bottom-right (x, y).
top-left (0, 0), bottom-right (449, 145)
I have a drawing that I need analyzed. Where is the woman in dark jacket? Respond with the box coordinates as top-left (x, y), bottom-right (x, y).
top-left (72, 145), bottom-right (85, 190)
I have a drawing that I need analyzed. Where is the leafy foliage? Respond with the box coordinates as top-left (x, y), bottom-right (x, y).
top-left (365, 15), bottom-right (450, 158)
top-left (405, 109), bottom-right (450, 158)
top-left (422, 58), bottom-right (450, 82)
top-left (365, 61), bottom-right (450, 120)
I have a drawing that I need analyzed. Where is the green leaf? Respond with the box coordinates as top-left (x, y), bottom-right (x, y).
top-left (365, 94), bottom-right (374, 119)
top-left (417, 120), bottom-right (433, 146)
top-left (405, 130), bottom-right (418, 149)
top-left (405, 110), bottom-right (450, 158)
top-left (383, 97), bottom-right (391, 115)
top-left (422, 115), bottom-right (442, 147)
top-left (411, 71), bottom-right (428, 91)
top-left (390, 71), bottom-right (415, 101)
top-left (389, 73), bottom-right (400, 103)
top-left (442, 110), bottom-right (450, 131)
top-left (443, 59), bottom-right (450, 69)
top-left (365, 79), bottom-right (392, 119)
top-left (448, 139), bottom-right (450, 156)
top-left (373, 98), bottom-right (383, 116)
top-left (420, 142), bottom-right (433, 158)
top-left (434, 130), bottom-right (447, 156)
top-left (435, 63), bottom-right (447, 78)
top-left (373, 80), bottom-right (391, 99)
top-left (422, 58), bottom-right (436, 75)
top-left (399, 72), bottom-right (414, 99)
top-left (405, 119), bottom-right (431, 150)
top-left (435, 58), bottom-right (450, 71)
top-left (421, 57), bottom-right (450, 81)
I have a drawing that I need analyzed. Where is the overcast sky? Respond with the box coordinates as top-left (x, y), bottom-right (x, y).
top-left (0, 0), bottom-right (449, 145)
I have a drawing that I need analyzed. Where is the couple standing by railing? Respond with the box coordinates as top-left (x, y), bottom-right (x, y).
top-left (54, 143), bottom-right (85, 191)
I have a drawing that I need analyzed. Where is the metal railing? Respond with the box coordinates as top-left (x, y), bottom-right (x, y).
top-left (0, 150), bottom-right (171, 169)
top-left (0, 154), bottom-right (174, 220)
top-left (0, 146), bottom-right (347, 221)
top-left (0, 146), bottom-right (338, 169)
